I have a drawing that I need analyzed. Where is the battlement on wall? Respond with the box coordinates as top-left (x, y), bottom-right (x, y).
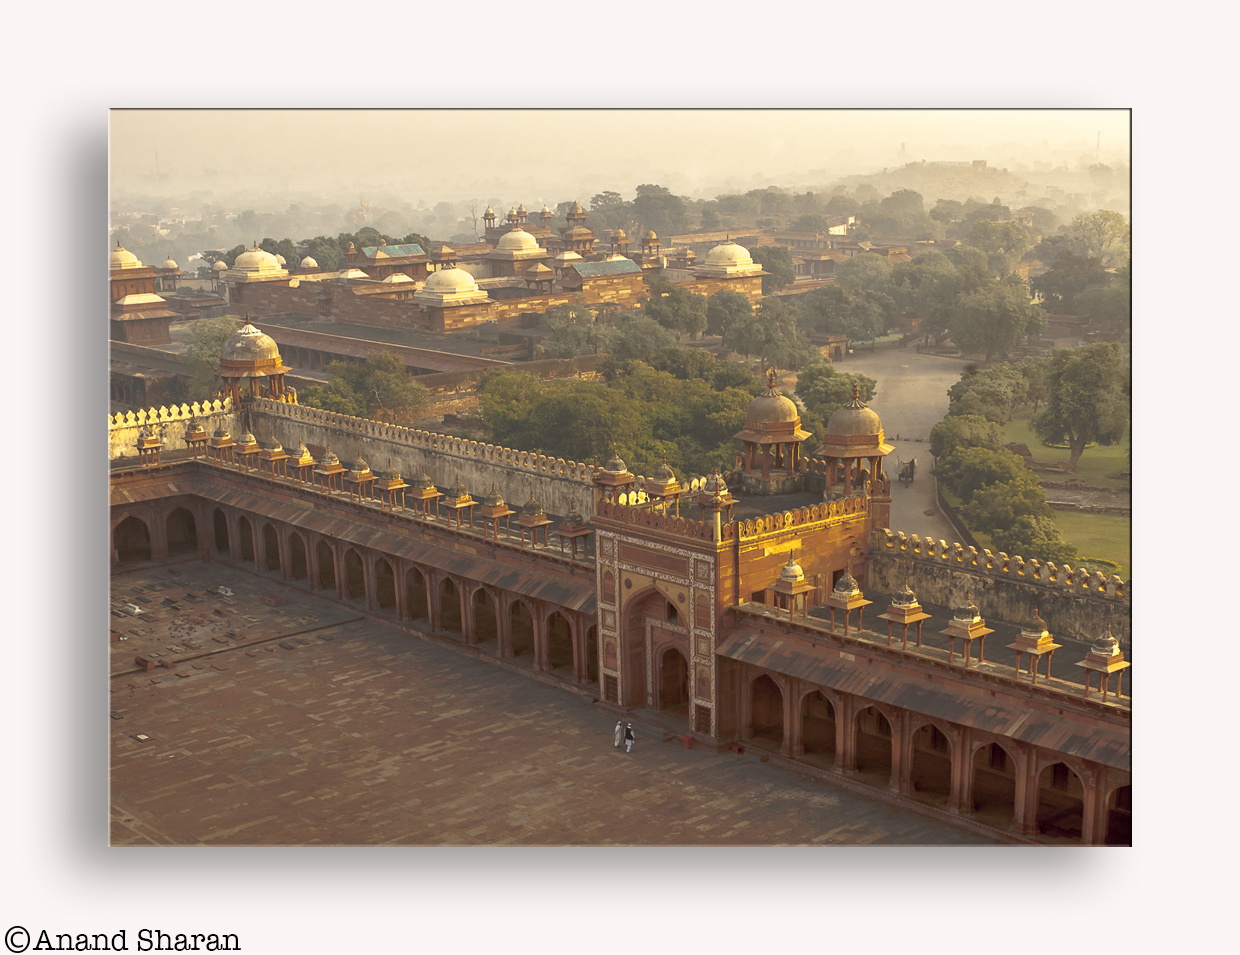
top-left (108, 399), bottom-right (235, 461)
top-left (870, 527), bottom-right (1131, 646)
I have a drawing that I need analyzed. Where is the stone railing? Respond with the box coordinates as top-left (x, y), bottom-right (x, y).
top-left (870, 527), bottom-right (1130, 646)
top-left (735, 494), bottom-right (869, 541)
top-left (594, 500), bottom-right (717, 541)
top-left (108, 398), bottom-right (235, 461)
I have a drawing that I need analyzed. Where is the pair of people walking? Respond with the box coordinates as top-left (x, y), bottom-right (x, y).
top-left (613, 720), bottom-right (634, 754)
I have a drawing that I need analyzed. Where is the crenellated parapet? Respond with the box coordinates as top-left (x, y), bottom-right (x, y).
top-left (108, 398), bottom-right (235, 461)
top-left (594, 499), bottom-right (720, 540)
top-left (871, 527), bottom-right (1131, 646)
top-left (736, 494), bottom-right (869, 541)
top-left (248, 397), bottom-right (594, 518)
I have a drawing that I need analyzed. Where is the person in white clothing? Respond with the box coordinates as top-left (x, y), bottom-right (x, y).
top-left (613, 720), bottom-right (624, 750)
top-left (624, 723), bottom-right (635, 753)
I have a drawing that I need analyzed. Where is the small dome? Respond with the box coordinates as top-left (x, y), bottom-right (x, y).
top-left (522, 494), bottom-right (545, 518)
top-left (653, 459), bottom-right (676, 482)
top-left (423, 267), bottom-right (480, 294)
top-left (383, 460), bottom-right (402, 482)
top-left (212, 259), bottom-right (228, 271)
top-left (450, 475), bottom-right (470, 499)
top-left (892, 579), bottom-right (919, 608)
top-left (564, 503), bottom-right (585, 525)
top-left (569, 201), bottom-right (584, 216)
top-left (779, 557), bottom-right (805, 583)
top-left (233, 243), bottom-right (281, 272)
top-left (825, 382), bottom-right (883, 437)
top-left (295, 440), bottom-right (311, 459)
top-left (702, 469), bottom-right (729, 498)
top-left (162, 256), bottom-right (178, 270)
top-left (299, 256), bottom-right (318, 269)
top-left (1092, 624), bottom-right (1121, 656)
top-left (746, 371), bottom-right (799, 425)
top-left (953, 593), bottom-right (980, 623)
top-left (605, 449), bottom-right (628, 473)
top-left (704, 240), bottom-right (754, 269)
top-left (221, 321), bottom-right (281, 363)
top-left (185, 417), bottom-right (206, 436)
top-left (485, 206), bottom-right (495, 216)
top-left (497, 228), bottom-right (540, 253)
top-left (643, 229), bottom-right (658, 241)
top-left (212, 424), bottom-right (229, 439)
top-left (612, 228), bottom-right (627, 241)
top-left (483, 484), bottom-right (505, 507)
top-left (413, 468), bottom-right (435, 490)
top-left (1025, 606), bottom-right (1048, 634)
top-left (517, 204), bottom-right (527, 215)
top-left (541, 204), bottom-right (551, 215)
top-left (237, 429), bottom-right (257, 447)
top-left (833, 570), bottom-right (861, 598)
top-left (348, 454), bottom-right (371, 478)
top-left (262, 432), bottom-right (283, 452)
top-left (110, 243), bottom-right (141, 269)
top-left (319, 447), bottom-right (339, 467)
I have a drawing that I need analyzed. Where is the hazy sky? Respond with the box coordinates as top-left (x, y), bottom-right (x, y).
top-left (110, 109), bottom-right (1130, 207)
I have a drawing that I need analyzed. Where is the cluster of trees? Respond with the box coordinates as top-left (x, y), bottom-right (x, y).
top-left (298, 352), bottom-right (429, 424)
top-left (929, 343), bottom-right (1130, 562)
top-left (469, 356), bottom-right (767, 478)
top-left (178, 314), bottom-right (244, 400)
top-left (202, 226), bottom-right (434, 274)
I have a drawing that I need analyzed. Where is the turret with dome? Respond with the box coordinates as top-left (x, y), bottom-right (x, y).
top-left (694, 239), bottom-right (764, 279)
top-left (813, 381), bottom-right (893, 525)
top-left (214, 316), bottom-right (292, 409)
top-left (732, 370), bottom-right (812, 495)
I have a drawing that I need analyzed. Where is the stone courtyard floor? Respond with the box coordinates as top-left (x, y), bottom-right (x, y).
top-left (110, 561), bottom-right (1002, 847)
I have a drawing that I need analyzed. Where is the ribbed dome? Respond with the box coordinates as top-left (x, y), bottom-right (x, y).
top-left (702, 469), bottom-right (729, 497)
top-left (705, 240), bottom-right (754, 268)
top-left (185, 417), bottom-right (206, 437)
top-left (746, 373), bottom-right (800, 425)
top-left (383, 460), bottom-right (402, 482)
top-left (825, 382), bottom-right (883, 437)
top-left (348, 454), bottom-right (371, 478)
top-left (833, 570), bottom-right (861, 598)
top-left (413, 468), bottom-right (435, 490)
top-left (892, 579), bottom-right (919, 608)
top-left (1092, 624), bottom-right (1120, 656)
top-left (110, 243), bottom-right (141, 269)
top-left (954, 593), bottom-right (980, 622)
top-left (162, 257), bottom-right (178, 270)
top-left (497, 228), bottom-right (540, 253)
top-left (779, 557), bottom-right (805, 583)
top-left (564, 503), bottom-right (585, 525)
top-left (319, 447), bottom-right (339, 467)
top-left (299, 256), bottom-right (318, 269)
top-left (605, 450), bottom-right (628, 473)
top-left (423, 267), bottom-right (480, 293)
top-left (262, 432), bottom-right (283, 452)
top-left (221, 321), bottom-right (281, 363)
top-left (612, 228), bottom-right (627, 241)
top-left (568, 202), bottom-right (584, 215)
top-left (522, 494), bottom-right (545, 518)
top-left (653, 459), bottom-right (676, 482)
top-left (233, 243), bottom-right (280, 271)
top-left (237, 430), bottom-right (257, 447)
top-left (449, 475), bottom-right (470, 499)
top-left (483, 484), bottom-right (505, 507)
top-left (643, 229), bottom-right (658, 241)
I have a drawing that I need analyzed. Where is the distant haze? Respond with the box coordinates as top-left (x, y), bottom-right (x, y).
top-left (110, 109), bottom-right (1130, 208)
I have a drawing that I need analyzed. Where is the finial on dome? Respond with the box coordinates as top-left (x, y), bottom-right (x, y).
top-left (851, 381), bottom-right (860, 401)
top-left (767, 368), bottom-right (776, 389)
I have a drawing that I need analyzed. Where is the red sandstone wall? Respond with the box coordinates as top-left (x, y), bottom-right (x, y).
top-left (680, 275), bottom-right (764, 305)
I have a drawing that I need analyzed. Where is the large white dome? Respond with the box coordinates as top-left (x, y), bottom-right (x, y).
top-left (705, 241), bottom-right (754, 268)
top-left (497, 229), bottom-right (540, 253)
top-left (424, 267), bottom-right (480, 294)
top-left (110, 243), bottom-right (141, 270)
top-left (233, 244), bottom-right (281, 272)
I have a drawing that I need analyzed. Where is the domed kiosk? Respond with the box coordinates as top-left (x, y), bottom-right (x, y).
top-left (214, 316), bottom-right (290, 407)
top-left (694, 240), bottom-right (764, 279)
top-left (814, 381), bottom-right (893, 524)
top-left (488, 227), bottom-right (549, 276)
top-left (733, 370), bottom-right (812, 495)
top-left (413, 266), bottom-right (492, 332)
top-left (109, 243), bottom-right (176, 345)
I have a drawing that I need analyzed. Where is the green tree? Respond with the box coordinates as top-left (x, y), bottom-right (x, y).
top-left (590, 191), bottom-right (624, 210)
top-left (989, 513), bottom-right (1078, 564)
top-left (747, 245), bottom-right (795, 294)
top-left (700, 207), bottom-right (722, 231)
top-left (753, 298), bottom-right (819, 373)
top-left (949, 284), bottom-right (1046, 362)
top-left (935, 447), bottom-right (1036, 504)
top-left (181, 314), bottom-right (243, 400)
top-left (632, 184), bottom-right (690, 237)
top-left (825, 195), bottom-right (860, 218)
top-left (1031, 343), bottom-right (1130, 467)
top-left (642, 280), bottom-right (708, 339)
top-left (965, 219), bottom-right (1032, 276)
top-left (961, 479), bottom-right (1053, 535)
top-left (835, 252), bottom-right (893, 296)
top-left (299, 352), bottom-right (428, 423)
top-left (794, 363), bottom-right (877, 422)
top-left (928, 415), bottom-right (1006, 459)
top-left (947, 364), bottom-right (1029, 423)
top-left (705, 289), bottom-right (753, 338)
top-left (609, 311), bottom-right (679, 361)
top-left (1066, 210), bottom-right (1129, 266)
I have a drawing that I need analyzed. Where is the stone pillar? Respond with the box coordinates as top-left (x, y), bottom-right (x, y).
top-left (497, 596), bottom-right (513, 658)
top-left (332, 543), bottom-right (347, 600)
top-left (305, 534), bottom-right (321, 591)
top-left (533, 605), bottom-right (549, 671)
top-left (393, 559), bottom-right (408, 620)
top-left (1080, 767), bottom-right (1103, 846)
top-left (889, 710), bottom-right (910, 794)
top-left (426, 573), bottom-right (443, 633)
top-left (949, 732), bottom-right (974, 815)
top-left (227, 512), bottom-right (243, 563)
top-left (148, 508), bottom-right (169, 562)
top-left (779, 679), bottom-right (794, 757)
top-left (835, 695), bottom-right (857, 775)
top-left (461, 583), bottom-right (478, 645)
top-left (1012, 747), bottom-right (1041, 836)
top-left (572, 615), bottom-right (586, 684)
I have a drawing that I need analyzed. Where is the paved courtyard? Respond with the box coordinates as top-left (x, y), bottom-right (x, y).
top-left (110, 562), bottom-right (1001, 846)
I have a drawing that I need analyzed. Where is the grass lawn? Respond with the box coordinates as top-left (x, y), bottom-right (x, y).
top-left (1003, 411), bottom-right (1130, 488)
top-left (1050, 510), bottom-right (1131, 578)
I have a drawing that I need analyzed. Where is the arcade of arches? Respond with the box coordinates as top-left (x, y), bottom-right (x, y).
top-left (113, 493), bottom-right (600, 689)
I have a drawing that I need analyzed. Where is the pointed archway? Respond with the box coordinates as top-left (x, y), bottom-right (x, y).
top-left (800, 690), bottom-right (835, 765)
top-left (165, 507), bottom-right (198, 557)
top-left (547, 612), bottom-right (574, 675)
top-left (619, 590), bottom-right (667, 710)
top-left (439, 578), bottom-right (462, 635)
top-left (910, 722), bottom-right (953, 805)
top-left (375, 558), bottom-right (396, 612)
top-left (315, 541), bottom-right (336, 591)
top-left (114, 516), bottom-right (151, 564)
top-left (238, 517), bottom-right (255, 564)
top-left (510, 600), bottom-right (535, 661)
top-left (749, 674), bottom-right (783, 744)
top-left (658, 646), bottom-right (690, 721)
top-left (854, 706), bottom-right (893, 786)
top-left (262, 523), bottom-right (281, 573)
top-left (212, 508), bottom-right (230, 555)
top-left (343, 549), bottom-right (366, 603)
top-left (971, 742), bottom-right (1017, 829)
top-left (1036, 762), bottom-right (1085, 842)
top-left (405, 568), bottom-right (428, 622)
top-left (288, 533), bottom-right (308, 581)
top-left (1105, 784), bottom-right (1131, 846)
top-left (473, 590), bottom-right (498, 649)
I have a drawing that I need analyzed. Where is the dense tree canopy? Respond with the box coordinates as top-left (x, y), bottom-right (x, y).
top-left (705, 289), bottom-right (753, 338)
top-left (929, 414), bottom-right (1006, 459)
top-left (947, 364), bottom-right (1029, 423)
top-left (746, 244), bottom-right (795, 294)
top-left (935, 447), bottom-right (1037, 504)
top-left (299, 352), bottom-right (428, 423)
top-left (949, 282), bottom-right (1046, 362)
top-left (180, 314), bottom-right (243, 401)
top-left (641, 279), bottom-right (708, 339)
top-left (1031, 343), bottom-right (1130, 466)
top-left (794, 364), bottom-right (877, 422)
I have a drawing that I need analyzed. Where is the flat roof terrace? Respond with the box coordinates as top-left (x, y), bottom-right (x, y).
top-left (110, 561), bottom-right (1000, 846)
